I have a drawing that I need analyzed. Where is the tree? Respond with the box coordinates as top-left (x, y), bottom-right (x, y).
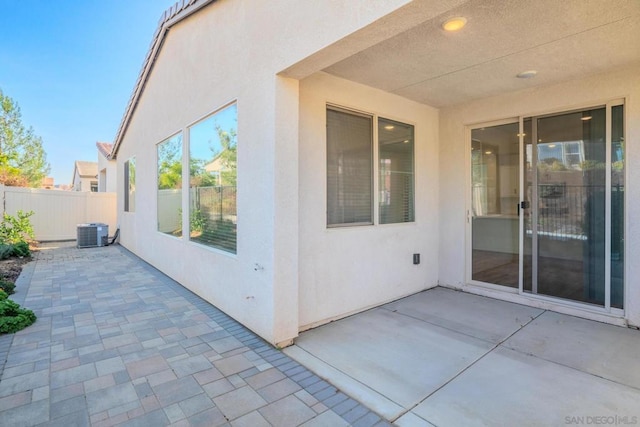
top-left (0, 89), bottom-right (51, 187)
top-left (157, 135), bottom-right (182, 189)
top-left (212, 125), bottom-right (237, 187)
top-left (189, 158), bottom-right (218, 188)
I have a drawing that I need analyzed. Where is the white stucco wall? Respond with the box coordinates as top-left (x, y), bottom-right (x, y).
top-left (114, 0), bottom-right (639, 344)
top-left (298, 72), bottom-right (439, 329)
top-left (98, 152), bottom-right (117, 193)
top-left (439, 64), bottom-right (640, 328)
top-left (114, 0), bottom-right (416, 345)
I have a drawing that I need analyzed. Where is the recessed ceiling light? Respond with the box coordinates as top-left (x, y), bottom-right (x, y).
top-left (442, 17), bottom-right (467, 32)
top-left (581, 116), bottom-right (592, 121)
top-left (516, 70), bottom-right (537, 79)
top-left (485, 151), bottom-right (492, 155)
top-left (384, 125), bottom-right (395, 130)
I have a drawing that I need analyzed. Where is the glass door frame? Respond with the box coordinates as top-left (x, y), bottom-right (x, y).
top-left (466, 99), bottom-right (626, 316)
top-left (465, 117), bottom-right (521, 294)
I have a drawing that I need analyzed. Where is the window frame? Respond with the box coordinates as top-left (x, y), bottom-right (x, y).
top-left (156, 132), bottom-right (184, 237)
top-left (187, 102), bottom-right (238, 254)
top-left (124, 157), bottom-right (136, 213)
top-left (326, 104), bottom-right (416, 228)
top-left (326, 105), bottom-right (374, 228)
top-left (378, 117), bottom-right (415, 224)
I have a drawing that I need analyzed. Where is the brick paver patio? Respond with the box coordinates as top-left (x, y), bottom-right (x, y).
top-left (0, 243), bottom-right (388, 427)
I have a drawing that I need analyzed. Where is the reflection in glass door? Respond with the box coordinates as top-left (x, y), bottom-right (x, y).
top-left (523, 105), bottom-right (624, 308)
top-left (471, 122), bottom-right (520, 288)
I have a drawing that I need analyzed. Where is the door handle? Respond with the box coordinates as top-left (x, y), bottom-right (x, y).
top-left (518, 200), bottom-right (530, 217)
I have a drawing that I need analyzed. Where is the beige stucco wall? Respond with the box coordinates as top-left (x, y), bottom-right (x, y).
top-left (114, 0), bottom-right (415, 345)
top-left (98, 153), bottom-right (117, 193)
top-left (298, 72), bottom-right (439, 329)
top-left (439, 64), bottom-right (640, 327)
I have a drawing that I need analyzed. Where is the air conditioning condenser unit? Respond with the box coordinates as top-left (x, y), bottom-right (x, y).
top-left (77, 223), bottom-right (109, 248)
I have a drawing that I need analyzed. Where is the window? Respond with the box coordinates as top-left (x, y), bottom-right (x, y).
top-left (124, 157), bottom-right (136, 212)
top-left (327, 107), bottom-right (373, 226)
top-left (90, 181), bottom-right (98, 192)
top-left (611, 104), bottom-right (624, 308)
top-left (379, 118), bottom-right (414, 223)
top-left (157, 133), bottom-right (183, 237)
top-left (189, 103), bottom-right (237, 253)
top-left (327, 106), bottom-right (415, 227)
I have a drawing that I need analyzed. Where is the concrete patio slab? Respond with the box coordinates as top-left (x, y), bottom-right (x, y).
top-left (287, 307), bottom-right (494, 419)
top-left (287, 287), bottom-right (640, 425)
top-left (503, 310), bottom-right (640, 389)
top-left (394, 412), bottom-right (436, 427)
top-left (410, 346), bottom-right (640, 426)
top-left (284, 345), bottom-right (405, 420)
top-left (383, 287), bottom-right (544, 343)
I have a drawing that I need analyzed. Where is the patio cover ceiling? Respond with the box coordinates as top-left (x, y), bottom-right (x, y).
top-left (288, 0), bottom-right (640, 108)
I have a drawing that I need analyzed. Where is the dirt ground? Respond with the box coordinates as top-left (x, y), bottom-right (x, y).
top-left (0, 256), bottom-right (31, 283)
top-left (0, 245), bottom-right (36, 283)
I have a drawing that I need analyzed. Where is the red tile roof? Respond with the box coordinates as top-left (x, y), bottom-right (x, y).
top-left (96, 142), bottom-right (113, 158)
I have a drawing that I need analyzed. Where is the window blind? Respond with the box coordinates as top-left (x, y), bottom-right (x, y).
top-left (327, 108), bottom-right (373, 226)
top-left (378, 118), bottom-right (415, 224)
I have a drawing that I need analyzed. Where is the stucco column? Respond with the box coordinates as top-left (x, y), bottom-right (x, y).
top-left (272, 76), bottom-right (300, 346)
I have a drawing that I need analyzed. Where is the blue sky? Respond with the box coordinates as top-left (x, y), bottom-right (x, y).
top-left (0, 0), bottom-right (176, 185)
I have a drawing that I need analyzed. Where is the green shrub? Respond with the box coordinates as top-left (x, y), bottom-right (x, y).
top-left (190, 209), bottom-right (207, 233)
top-left (0, 279), bottom-right (15, 295)
top-left (0, 299), bottom-right (36, 334)
top-left (0, 289), bottom-right (7, 301)
top-left (11, 241), bottom-right (30, 257)
top-left (0, 242), bottom-right (31, 259)
top-left (0, 210), bottom-right (35, 245)
top-left (0, 244), bottom-right (13, 260)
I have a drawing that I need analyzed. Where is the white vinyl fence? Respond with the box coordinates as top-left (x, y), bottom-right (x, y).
top-left (158, 189), bottom-right (182, 234)
top-left (1, 185), bottom-right (117, 242)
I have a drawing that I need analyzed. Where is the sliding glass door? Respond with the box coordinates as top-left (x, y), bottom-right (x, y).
top-left (524, 107), bottom-right (606, 304)
top-left (470, 122), bottom-right (520, 288)
top-left (523, 104), bottom-right (624, 309)
top-left (470, 102), bottom-right (624, 311)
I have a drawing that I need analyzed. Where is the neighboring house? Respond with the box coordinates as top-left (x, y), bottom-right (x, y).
top-left (96, 142), bottom-right (117, 192)
top-left (41, 177), bottom-right (54, 189)
top-left (109, 0), bottom-right (640, 346)
top-left (204, 153), bottom-right (231, 186)
top-left (71, 161), bottom-right (98, 192)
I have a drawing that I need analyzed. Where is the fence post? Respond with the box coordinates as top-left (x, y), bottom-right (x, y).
top-left (220, 187), bottom-right (223, 221)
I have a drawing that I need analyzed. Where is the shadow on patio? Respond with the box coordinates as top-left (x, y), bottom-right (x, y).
top-left (285, 287), bottom-right (640, 426)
